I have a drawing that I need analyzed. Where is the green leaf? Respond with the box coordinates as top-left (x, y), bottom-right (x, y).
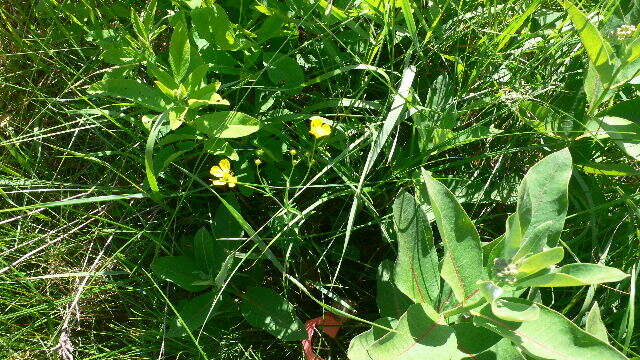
top-left (517, 263), bottom-right (629, 287)
top-left (88, 79), bottom-right (169, 112)
top-left (264, 52), bottom-right (305, 88)
top-left (421, 170), bottom-right (485, 303)
top-left (491, 298), bottom-right (540, 322)
top-left (240, 287), bottom-right (306, 341)
top-left (516, 247), bottom-right (564, 275)
top-left (586, 302), bottom-right (609, 344)
top-left (561, 0), bottom-right (616, 85)
top-left (169, 15), bottom-right (190, 82)
top-left (191, 5), bottom-right (236, 50)
top-left (577, 163), bottom-right (640, 176)
top-left (625, 36), bottom-right (640, 63)
top-left (512, 148), bottom-right (572, 254)
top-left (204, 138), bottom-right (238, 160)
top-left (452, 322), bottom-right (502, 357)
top-left (347, 318), bottom-right (396, 360)
top-left (167, 291), bottom-right (233, 337)
top-left (392, 191), bottom-right (440, 305)
top-left (151, 255), bottom-right (209, 292)
top-left (473, 299), bottom-right (627, 360)
top-left (194, 111), bottom-right (260, 138)
top-left (377, 260), bottom-right (413, 319)
top-left (502, 213), bottom-right (522, 260)
top-left (193, 227), bottom-right (226, 276)
top-left (599, 116), bottom-right (640, 161)
top-left (366, 303), bottom-right (464, 360)
top-left (186, 64), bottom-right (209, 94)
top-left (213, 196), bottom-right (244, 240)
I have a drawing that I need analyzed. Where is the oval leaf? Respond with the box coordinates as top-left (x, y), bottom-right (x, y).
top-left (194, 111), bottom-right (260, 138)
top-left (421, 170), bottom-right (486, 303)
top-left (392, 191), bottom-right (440, 305)
top-left (474, 299), bottom-right (627, 360)
top-left (516, 247), bottom-right (564, 275)
top-left (491, 298), bottom-right (540, 322)
top-left (151, 255), bottom-right (209, 292)
top-left (513, 148), bottom-right (572, 252)
top-left (366, 303), bottom-right (464, 360)
top-left (240, 286), bottom-right (306, 341)
top-left (517, 263), bottom-right (629, 287)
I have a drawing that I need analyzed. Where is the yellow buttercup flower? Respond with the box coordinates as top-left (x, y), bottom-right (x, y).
top-left (309, 116), bottom-right (331, 139)
top-left (210, 159), bottom-right (237, 188)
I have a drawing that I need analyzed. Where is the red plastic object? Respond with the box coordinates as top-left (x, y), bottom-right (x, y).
top-left (302, 313), bottom-right (345, 360)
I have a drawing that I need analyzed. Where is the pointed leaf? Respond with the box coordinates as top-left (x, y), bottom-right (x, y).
top-left (169, 16), bottom-right (190, 82)
top-left (240, 287), bottom-right (306, 341)
top-left (194, 111), bottom-right (260, 138)
top-left (193, 227), bottom-right (226, 276)
top-left (517, 263), bottom-right (629, 287)
top-left (151, 255), bottom-right (208, 292)
top-left (586, 302), bottom-right (609, 344)
top-left (473, 299), bottom-right (627, 360)
top-left (88, 79), bottom-right (170, 112)
top-left (516, 246), bottom-right (564, 275)
top-left (561, 0), bottom-right (616, 85)
top-left (392, 191), bottom-right (440, 305)
top-left (377, 260), bottom-right (413, 319)
top-left (367, 303), bottom-right (464, 360)
top-left (421, 170), bottom-right (485, 303)
top-left (513, 148), bottom-right (572, 252)
top-left (491, 298), bottom-right (540, 322)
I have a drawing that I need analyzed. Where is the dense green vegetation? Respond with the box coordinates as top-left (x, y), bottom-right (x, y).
top-left (1, 0), bottom-right (639, 359)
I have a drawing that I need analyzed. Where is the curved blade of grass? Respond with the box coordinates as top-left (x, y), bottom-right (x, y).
top-left (332, 65), bottom-right (416, 283)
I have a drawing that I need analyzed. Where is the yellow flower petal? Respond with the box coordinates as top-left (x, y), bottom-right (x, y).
top-left (219, 159), bottom-right (231, 172)
top-left (210, 165), bottom-right (226, 178)
top-left (309, 117), bottom-right (332, 139)
top-left (212, 179), bottom-right (227, 186)
top-left (225, 174), bottom-right (238, 188)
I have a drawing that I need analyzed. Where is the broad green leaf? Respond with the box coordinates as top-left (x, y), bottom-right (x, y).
top-left (502, 213), bottom-right (522, 260)
top-left (513, 221), bottom-right (561, 261)
top-left (191, 5), bottom-right (236, 50)
top-left (561, 0), bottom-right (616, 85)
top-left (151, 255), bottom-right (209, 292)
top-left (204, 138), bottom-right (238, 160)
top-left (473, 299), bottom-right (627, 360)
top-left (193, 227), bottom-right (226, 276)
top-left (88, 79), bottom-right (169, 112)
top-left (421, 170), bottom-right (485, 303)
top-left (392, 191), bottom-right (440, 305)
top-left (348, 318), bottom-right (396, 360)
top-left (366, 303), bottom-right (464, 360)
top-left (213, 196), bottom-right (244, 240)
top-left (168, 106), bottom-right (187, 130)
top-left (264, 52), bottom-right (305, 88)
top-left (517, 263), bottom-right (629, 287)
top-left (472, 338), bottom-right (526, 360)
top-left (513, 148), bottom-right (572, 251)
top-left (586, 302), bottom-right (609, 344)
top-left (377, 260), bottom-right (413, 319)
top-left (626, 36), bottom-right (640, 63)
top-left (491, 298), bottom-right (540, 322)
top-left (194, 111), bottom-right (260, 138)
top-left (169, 16), bottom-right (190, 82)
top-left (240, 287), bottom-right (306, 341)
top-left (186, 64), bottom-right (209, 94)
top-left (167, 291), bottom-right (234, 337)
top-left (599, 116), bottom-right (640, 161)
top-left (516, 247), bottom-right (564, 275)
top-left (452, 322), bottom-right (504, 358)
top-left (348, 327), bottom-right (376, 360)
